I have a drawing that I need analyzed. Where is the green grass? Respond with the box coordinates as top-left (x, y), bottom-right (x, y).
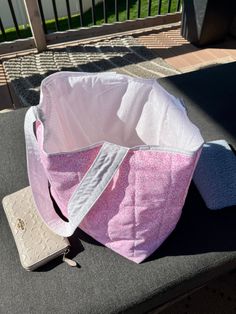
top-left (0, 0), bottom-right (180, 42)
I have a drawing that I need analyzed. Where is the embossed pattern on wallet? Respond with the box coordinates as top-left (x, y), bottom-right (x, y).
top-left (2, 186), bottom-right (70, 271)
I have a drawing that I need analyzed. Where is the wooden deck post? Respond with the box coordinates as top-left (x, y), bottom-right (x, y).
top-left (23, 0), bottom-right (47, 52)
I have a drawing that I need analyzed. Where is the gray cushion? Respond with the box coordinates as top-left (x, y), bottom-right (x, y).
top-left (159, 62), bottom-right (236, 148)
top-left (193, 140), bottom-right (236, 209)
top-left (1, 63), bottom-right (236, 314)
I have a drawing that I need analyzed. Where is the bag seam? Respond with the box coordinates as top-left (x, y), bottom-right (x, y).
top-left (133, 152), bottom-right (137, 259)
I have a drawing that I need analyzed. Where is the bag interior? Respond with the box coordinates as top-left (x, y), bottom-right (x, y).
top-left (38, 73), bottom-right (203, 154)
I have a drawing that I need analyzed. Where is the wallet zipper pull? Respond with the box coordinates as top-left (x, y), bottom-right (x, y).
top-left (63, 249), bottom-right (77, 267)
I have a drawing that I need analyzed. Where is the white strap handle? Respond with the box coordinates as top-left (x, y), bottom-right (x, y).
top-left (24, 107), bottom-right (129, 236)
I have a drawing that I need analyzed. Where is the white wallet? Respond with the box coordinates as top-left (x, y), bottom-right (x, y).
top-left (2, 186), bottom-right (76, 271)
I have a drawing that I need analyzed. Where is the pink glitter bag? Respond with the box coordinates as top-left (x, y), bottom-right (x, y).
top-left (25, 72), bottom-right (203, 263)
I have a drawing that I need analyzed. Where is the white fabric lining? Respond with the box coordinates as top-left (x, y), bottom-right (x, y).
top-left (37, 72), bottom-right (203, 154)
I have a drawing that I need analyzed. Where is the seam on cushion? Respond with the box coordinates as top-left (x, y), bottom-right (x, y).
top-left (131, 256), bottom-right (236, 309)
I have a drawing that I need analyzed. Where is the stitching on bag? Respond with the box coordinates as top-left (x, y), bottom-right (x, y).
top-left (157, 153), bottom-right (173, 244)
top-left (38, 145), bottom-right (67, 216)
top-left (38, 141), bottom-right (69, 219)
top-left (38, 81), bottom-right (74, 215)
top-left (48, 182), bottom-right (69, 222)
top-left (133, 153), bottom-right (137, 259)
top-left (41, 83), bottom-right (51, 122)
top-left (40, 71), bottom-right (156, 89)
top-left (68, 144), bottom-right (129, 230)
top-left (41, 142), bottom-right (197, 157)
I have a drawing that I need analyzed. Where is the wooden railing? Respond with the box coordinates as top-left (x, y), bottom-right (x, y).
top-left (0, 0), bottom-right (182, 55)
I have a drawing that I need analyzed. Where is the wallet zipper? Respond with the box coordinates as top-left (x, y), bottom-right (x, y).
top-left (62, 248), bottom-right (77, 267)
top-left (27, 247), bottom-right (76, 271)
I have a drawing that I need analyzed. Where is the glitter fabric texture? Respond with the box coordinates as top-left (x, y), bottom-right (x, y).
top-left (25, 72), bottom-right (203, 263)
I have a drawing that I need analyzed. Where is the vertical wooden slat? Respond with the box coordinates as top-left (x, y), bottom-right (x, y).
top-left (115, 0), bottom-right (119, 22)
top-left (65, 0), bottom-right (72, 29)
top-left (126, 0), bottom-right (130, 20)
top-left (37, 0), bottom-right (47, 33)
top-left (137, 0), bottom-right (141, 18)
top-left (103, 0), bottom-right (107, 23)
top-left (23, 0), bottom-right (47, 52)
top-left (8, 0), bottom-right (20, 38)
top-left (91, 0), bottom-right (96, 25)
top-left (158, 0), bottom-right (162, 15)
top-left (167, 0), bottom-right (172, 13)
top-left (177, 0), bottom-right (181, 11)
top-left (148, 0), bottom-right (152, 16)
top-left (0, 18), bottom-right (6, 40)
top-left (52, 0), bottom-right (59, 31)
top-left (78, 0), bottom-right (84, 26)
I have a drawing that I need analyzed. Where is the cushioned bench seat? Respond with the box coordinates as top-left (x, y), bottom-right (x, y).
top-left (0, 62), bottom-right (236, 314)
